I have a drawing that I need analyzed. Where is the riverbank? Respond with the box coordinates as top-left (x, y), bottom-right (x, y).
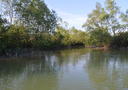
top-left (1, 44), bottom-right (128, 58)
top-left (0, 45), bottom-right (85, 58)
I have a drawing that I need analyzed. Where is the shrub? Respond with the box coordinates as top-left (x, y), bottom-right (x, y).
top-left (111, 32), bottom-right (128, 48)
top-left (88, 28), bottom-right (111, 47)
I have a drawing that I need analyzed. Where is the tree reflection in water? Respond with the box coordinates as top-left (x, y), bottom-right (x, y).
top-left (0, 49), bottom-right (128, 90)
top-left (86, 50), bottom-right (128, 90)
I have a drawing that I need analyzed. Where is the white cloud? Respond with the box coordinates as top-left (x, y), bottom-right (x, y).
top-left (45, 3), bottom-right (87, 30)
top-left (56, 10), bottom-right (87, 30)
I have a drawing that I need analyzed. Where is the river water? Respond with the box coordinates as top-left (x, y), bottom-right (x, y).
top-left (0, 48), bottom-right (128, 90)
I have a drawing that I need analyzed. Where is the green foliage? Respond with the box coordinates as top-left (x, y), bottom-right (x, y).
top-left (0, 0), bottom-right (17, 24)
top-left (120, 10), bottom-right (128, 24)
top-left (56, 27), bottom-right (71, 46)
top-left (88, 28), bottom-right (111, 46)
top-left (6, 25), bottom-right (30, 48)
top-left (83, 0), bottom-right (121, 35)
top-left (54, 27), bottom-right (89, 47)
top-left (0, 15), bottom-right (7, 33)
top-left (0, 25), bottom-right (30, 53)
top-left (1, 0), bottom-right (128, 55)
top-left (15, 0), bottom-right (57, 33)
top-left (82, 0), bottom-right (127, 47)
top-left (111, 32), bottom-right (128, 48)
top-left (69, 28), bottom-right (89, 46)
top-left (0, 16), bottom-right (8, 54)
top-left (31, 33), bottom-right (56, 49)
top-left (0, 23), bottom-right (33, 55)
top-left (82, 3), bottom-right (109, 31)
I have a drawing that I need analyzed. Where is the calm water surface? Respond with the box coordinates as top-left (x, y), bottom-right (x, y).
top-left (0, 48), bottom-right (128, 90)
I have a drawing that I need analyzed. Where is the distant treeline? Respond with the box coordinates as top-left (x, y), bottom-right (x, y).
top-left (0, 0), bottom-right (128, 55)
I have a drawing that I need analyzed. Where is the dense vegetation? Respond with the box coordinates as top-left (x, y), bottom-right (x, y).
top-left (0, 0), bottom-right (128, 55)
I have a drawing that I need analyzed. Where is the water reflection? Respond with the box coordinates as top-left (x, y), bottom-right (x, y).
top-left (0, 49), bottom-right (128, 90)
top-left (86, 50), bottom-right (128, 90)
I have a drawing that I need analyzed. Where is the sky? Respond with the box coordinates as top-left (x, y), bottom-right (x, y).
top-left (44, 0), bottom-right (128, 30)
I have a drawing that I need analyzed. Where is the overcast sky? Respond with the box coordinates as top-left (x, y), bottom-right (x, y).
top-left (44, 0), bottom-right (128, 30)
